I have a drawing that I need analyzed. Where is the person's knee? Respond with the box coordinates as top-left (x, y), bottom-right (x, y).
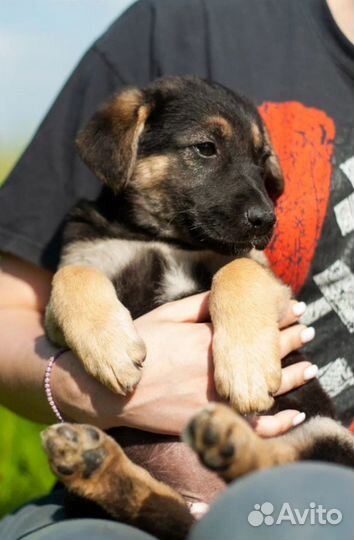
top-left (188, 462), bottom-right (354, 540)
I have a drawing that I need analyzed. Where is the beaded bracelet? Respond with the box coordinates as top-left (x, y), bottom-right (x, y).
top-left (44, 348), bottom-right (69, 423)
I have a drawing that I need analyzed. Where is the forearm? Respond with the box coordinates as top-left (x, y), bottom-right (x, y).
top-left (0, 253), bottom-right (56, 421)
top-left (0, 254), bottom-right (212, 432)
top-left (0, 307), bottom-right (59, 422)
top-left (0, 306), bottom-right (128, 427)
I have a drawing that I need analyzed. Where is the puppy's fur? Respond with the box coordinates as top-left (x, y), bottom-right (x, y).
top-left (43, 76), bottom-right (354, 539)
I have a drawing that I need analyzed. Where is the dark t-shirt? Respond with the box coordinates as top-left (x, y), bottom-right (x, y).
top-left (0, 0), bottom-right (353, 423)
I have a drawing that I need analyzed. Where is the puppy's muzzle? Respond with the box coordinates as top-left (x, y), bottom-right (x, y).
top-left (245, 206), bottom-right (276, 235)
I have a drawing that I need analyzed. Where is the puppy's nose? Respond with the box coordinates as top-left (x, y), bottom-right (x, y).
top-left (246, 207), bottom-right (276, 232)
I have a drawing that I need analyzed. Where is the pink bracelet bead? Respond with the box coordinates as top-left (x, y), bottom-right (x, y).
top-left (44, 348), bottom-right (69, 423)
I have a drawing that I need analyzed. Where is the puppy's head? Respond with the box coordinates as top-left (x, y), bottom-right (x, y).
top-left (76, 76), bottom-right (284, 255)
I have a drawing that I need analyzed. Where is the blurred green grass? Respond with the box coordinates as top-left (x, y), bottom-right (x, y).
top-left (0, 407), bottom-right (55, 517)
top-left (0, 146), bottom-right (55, 517)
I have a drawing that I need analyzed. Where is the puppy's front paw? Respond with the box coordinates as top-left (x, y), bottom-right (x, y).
top-left (47, 300), bottom-right (146, 395)
top-left (75, 309), bottom-right (146, 395)
top-left (212, 328), bottom-right (281, 414)
top-left (209, 257), bottom-right (287, 415)
top-left (46, 266), bottom-right (146, 395)
top-left (183, 404), bottom-right (262, 481)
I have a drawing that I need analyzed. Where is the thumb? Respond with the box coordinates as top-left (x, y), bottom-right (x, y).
top-left (154, 291), bottom-right (211, 323)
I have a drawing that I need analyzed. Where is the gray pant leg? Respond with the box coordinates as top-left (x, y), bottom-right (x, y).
top-left (0, 488), bottom-right (156, 540)
top-left (23, 520), bottom-right (157, 540)
top-left (3, 463), bottom-right (354, 540)
top-left (188, 462), bottom-right (354, 540)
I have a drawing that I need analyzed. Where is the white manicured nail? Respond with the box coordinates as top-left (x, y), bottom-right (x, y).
top-left (292, 302), bottom-right (307, 317)
top-left (304, 364), bottom-right (318, 381)
top-left (301, 326), bottom-right (315, 343)
top-left (292, 412), bottom-right (306, 426)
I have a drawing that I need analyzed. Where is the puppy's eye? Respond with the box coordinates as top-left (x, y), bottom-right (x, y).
top-left (260, 150), bottom-right (271, 163)
top-left (193, 142), bottom-right (217, 158)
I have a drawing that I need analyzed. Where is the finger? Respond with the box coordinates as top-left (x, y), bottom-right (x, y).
top-left (280, 323), bottom-right (315, 357)
top-left (275, 361), bottom-right (318, 395)
top-left (153, 291), bottom-right (211, 323)
top-left (279, 300), bottom-right (307, 329)
top-left (250, 410), bottom-right (306, 438)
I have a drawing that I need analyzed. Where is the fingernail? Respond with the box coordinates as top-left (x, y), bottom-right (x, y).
top-left (292, 302), bottom-right (307, 317)
top-left (304, 364), bottom-right (318, 381)
top-left (301, 326), bottom-right (315, 343)
top-left (292, 412), bottom-right (306, 426)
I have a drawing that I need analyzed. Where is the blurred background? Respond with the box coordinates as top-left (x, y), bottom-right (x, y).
top-left (0, 0), bottom-right (133, 517)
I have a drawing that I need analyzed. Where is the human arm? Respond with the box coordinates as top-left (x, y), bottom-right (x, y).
top-left (0, 253), bottom-right (217, 428)
top-left (0, 253), bottom-right (58, 422)
top-left (0, 253), bottom-right (315, 435)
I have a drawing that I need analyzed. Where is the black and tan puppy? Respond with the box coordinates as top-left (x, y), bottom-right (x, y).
top-left (42, 76), bottom-right (354, 540)
top-left (46, 75), bottom-right (289, 413)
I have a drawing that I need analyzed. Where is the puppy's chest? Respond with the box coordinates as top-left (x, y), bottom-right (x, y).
top-left (61, 238), bottom-right (232, 318)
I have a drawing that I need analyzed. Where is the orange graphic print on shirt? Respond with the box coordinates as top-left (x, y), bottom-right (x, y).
top-left (259, 102), bottom-right (335, 294)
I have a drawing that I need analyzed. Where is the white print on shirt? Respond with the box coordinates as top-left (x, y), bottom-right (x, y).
top-left (301, 154), bottom-right (354, 332)
top-left (313, 260), bottom-right (354, 334)
top-left (300, 297), bottom-right (332, 326)
top-left (334, 193), bottom-right (354, 236)
top-left (334, 155), bottom-right (354, 236)
top-left (301, 260), bottom-right (354, 333)
top-left (340, 156), bottom-right (354, 188)
top-left (318, 357), bottom-right (354, 398)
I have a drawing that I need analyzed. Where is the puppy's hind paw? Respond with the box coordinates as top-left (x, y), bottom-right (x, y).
top-left (183, 404), bottom-right (264, 481)
top-left (41, 424), bottom-right (115, 484)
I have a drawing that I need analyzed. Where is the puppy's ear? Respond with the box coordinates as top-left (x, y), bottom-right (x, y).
top-left (262, 127), bottom-right (284, 203)
top-left (76, 88), bottom-right (150, 192)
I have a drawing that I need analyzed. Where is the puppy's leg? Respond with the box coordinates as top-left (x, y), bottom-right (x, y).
top-left (41, 424), bottom-right (193, 540)
top-left (184, 404), bottom-right (296, 482)
top-left (184, 405), bottom-right (354, 483)
top-left (282, 416), bottom-right (354, 467)
top-left (210, 258), bottom-right (290, 413)
top-left (45, 266), bottom-right (146, 394)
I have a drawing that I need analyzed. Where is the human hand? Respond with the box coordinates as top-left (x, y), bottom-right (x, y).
top-left (130, 294), bottom-right (316, 435)
top-left (51, 292), bottom-right (213, 431)
top-left (51, 292), bottom-right (315, 435)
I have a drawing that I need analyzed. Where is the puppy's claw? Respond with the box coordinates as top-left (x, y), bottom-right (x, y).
top-left (92, 353), bottom-right (144, 396)
top-left (212, 329), bottom-right (281, 414)
top-left (71, 323), bottom-right (146, 396)
top-left (214, 366), bottom-right (279, 414)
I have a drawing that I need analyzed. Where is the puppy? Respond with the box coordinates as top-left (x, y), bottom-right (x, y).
top-left (42, 76), bottom-right (354, 540)
top-left (45, 75), bottom-right (289, 412)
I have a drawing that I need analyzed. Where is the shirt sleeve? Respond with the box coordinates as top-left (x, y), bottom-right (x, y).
top-left (0, 0), bottom-right (154, 271)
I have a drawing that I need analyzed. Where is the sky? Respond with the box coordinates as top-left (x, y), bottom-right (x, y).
top-left (0, 0), bottom-right (134, 150)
